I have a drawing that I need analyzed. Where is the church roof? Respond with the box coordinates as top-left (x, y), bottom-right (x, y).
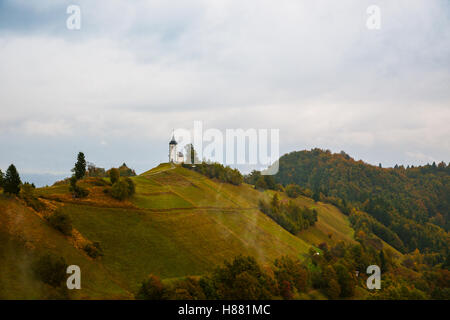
top-left (169, 135), bottom-right (177, 145)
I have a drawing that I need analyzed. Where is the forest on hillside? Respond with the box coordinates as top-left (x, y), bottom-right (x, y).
top-left (269, 149), bottom-right (449, 256)
top-left (1, 152), bottom-right (449, 300)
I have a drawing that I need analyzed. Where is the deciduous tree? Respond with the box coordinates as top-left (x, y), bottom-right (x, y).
top-left (109, 168), bottom-right (120, 184)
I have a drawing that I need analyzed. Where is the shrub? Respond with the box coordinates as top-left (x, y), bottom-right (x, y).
top-left (20, 182), bottom-right (34, 198)
top-left (24, 196), bottom-right (46, 212)
top-left (244, 170), bottom-right (261, 185)
top-left (167, 277), bottom-right (206, 300)
top-left (84, 177), bottom-right (108, 186)
top-left (110, 178), bottom-right (135, 200)
top-left (33, 254), bottom-right (68, 288)
top-left (302, 188), bottom-right (313, 198)
top-left (69, 176), bottom-right (89, 198)
top-left (124, 177), bottom-right (136, 196)
top-left (137, 274), bottom-right (166, 300)
top-left (110, 180), bottom-right (129, 200)
top-left (76, 186), bottom-right (89, 198)
top-left (20, 183), bottom-right (46, 211)
top-left (108, 168), bottom-right (120, 184)
top-left (255, 177), bottom-right (268, 190)
top-left (285, 184), bottom-right (302, 198)
top-left (254, 174), bottom-right (276, 191)
top-left (254, 175), bottom-right (276, 191)
top-left (47, 210), bottom-right (73, 236)
top-left (84, 242), bottom-right (104, 259)
top-left (183, 162), bottom-right (243, 185)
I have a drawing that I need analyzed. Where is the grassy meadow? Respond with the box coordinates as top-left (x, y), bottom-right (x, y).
top-left (0, 163), bottom-right (358, 298)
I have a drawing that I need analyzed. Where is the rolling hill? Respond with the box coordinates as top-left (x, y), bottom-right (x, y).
top-left (270, 149), bottom-right (449, 254)
top-left (0, 162), bottom-right (357, 299)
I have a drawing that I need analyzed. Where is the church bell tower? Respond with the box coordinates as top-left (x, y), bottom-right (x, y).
top-left (169, 132), bottom-right (177, 163)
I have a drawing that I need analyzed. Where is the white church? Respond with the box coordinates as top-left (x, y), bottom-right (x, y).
top-left (168, 133), bottom-right (184, 164)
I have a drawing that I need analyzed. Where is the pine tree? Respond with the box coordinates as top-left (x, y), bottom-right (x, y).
top-left (0, 169), bottom-right (4, 189)
top-left (4, 164), bottom-right (21, 195)
top-left (73, 152), bottom-right (86, 180)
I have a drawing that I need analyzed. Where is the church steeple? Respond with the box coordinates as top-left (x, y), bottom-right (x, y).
top-left (169, 130), bottom-right (177, 145)
top-left (169, 130), bottom-right (178, 162)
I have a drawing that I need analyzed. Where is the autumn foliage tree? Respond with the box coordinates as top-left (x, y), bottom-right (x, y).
top-left (258, 194), bottom-right (318, 234)
top-left (110, 177), bottom-right (135, 201)
top-left (108, 168), bottom-right (120, 184)
top-left (285, 184), bottom-right (302, 198)
top-left (272, 149), bottom-right (450, 254)
top-left (137, 274), bottom-right (165, 300)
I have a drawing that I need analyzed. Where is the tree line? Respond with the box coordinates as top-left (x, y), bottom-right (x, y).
top-left (265, 149), bottom-right (449, 255)
top-left (258, 194), bottom-right (318, 235)
top-left (70, 152), bottom-right (136, 201)
top-left (1, 152), bottom-right (136, 203)
top-left (137, 238), bottom-right (449, 300)
top-left (182, 162), bottom-right (243, 186)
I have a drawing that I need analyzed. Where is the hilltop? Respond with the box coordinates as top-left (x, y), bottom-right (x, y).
top-left (271, 149), bottom-right (449, 254)
top-left (0, 162), bottom-right (356, 299)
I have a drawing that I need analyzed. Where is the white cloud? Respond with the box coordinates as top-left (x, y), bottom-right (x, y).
top-left (0, 0), bottom-right (449, 174)
top-left (405, 151), bottom-right (437, 163)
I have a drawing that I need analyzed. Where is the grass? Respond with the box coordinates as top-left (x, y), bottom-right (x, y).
top-left (133, 192), bottom-right (193, 209)
top-left (141, 167), bottom-right (240, 208)
top-left (61, 203), bottom-right (311, 292)
top-left (0, 196), bottom-right (131, 299)
top-left (296, 199), bottom-right (355, 246)
top-left (1, 163), bottom-right (360, 299)
top-left (252, 189), bottom-right (355, 247)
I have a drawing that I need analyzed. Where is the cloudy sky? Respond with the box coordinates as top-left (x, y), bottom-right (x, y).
top-left (0, 0), bottom-right (449, 185)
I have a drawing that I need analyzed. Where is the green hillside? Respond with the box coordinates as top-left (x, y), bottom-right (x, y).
top-left (0, 163), bottom-right (357, 299)
top-left (271, 149), bottom-right (449, 254)
top-left (0, 196), bottom-right (132, 299)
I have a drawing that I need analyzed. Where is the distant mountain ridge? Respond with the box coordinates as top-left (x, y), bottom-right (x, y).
top-left (21, 173), bottom-right (69, 188)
